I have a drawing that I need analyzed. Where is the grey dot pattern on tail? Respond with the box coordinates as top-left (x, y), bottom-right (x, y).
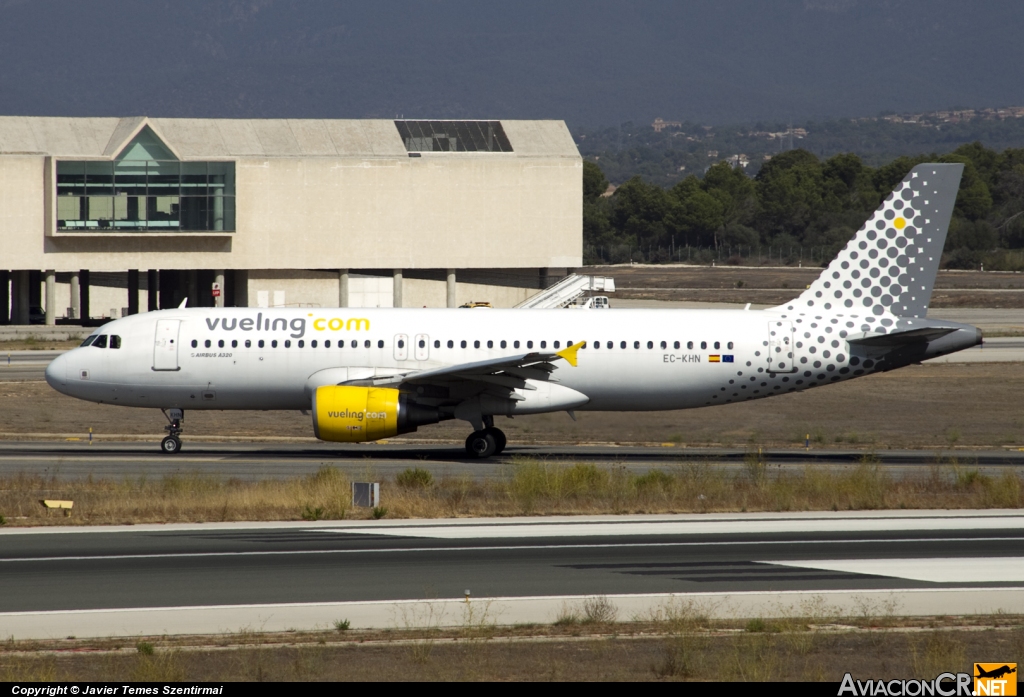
top-left (706, 164), bottom-right (964, 406)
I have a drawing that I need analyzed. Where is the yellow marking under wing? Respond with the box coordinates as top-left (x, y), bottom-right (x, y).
top-left (556, 341), bottom-right (586, 367)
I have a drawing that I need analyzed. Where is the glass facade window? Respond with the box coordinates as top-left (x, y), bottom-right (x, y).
top-left (395, 120), bottom-right (513, 153)
top-left (57, 160), bottom-right (235, 232)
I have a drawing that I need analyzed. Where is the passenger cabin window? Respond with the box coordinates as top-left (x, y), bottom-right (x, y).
top-left (486, 340), bottom-right (493, 348)
top-left (527, 341), bottom-right (533, 349)
top-left (514, 341), bottom-right (520, 349)
top-left (110, 335), bottom-right (121, 349)
top-left (310, 340), bottom-right (316, 348)
top-left (245, 340), bottom-right (252, 348)
top-left (687, 341), bottom-right (693, 350)
top-left (647, 341), bottom-right (653, 349)
top-left (284, 340), bottom-right (291, 348)
top-left (554, 341), bottom-right (561, 349)
top-left (447, 340), bottom-right (454, 348)
top-left (191, 339), bottom-right (198, 348)
top-left (92, 335), bottom-right (108, 348)
top-left (474, 340), bottom-right (480, 348)
top-left (461, 340), bottom-right (467, 348)
top-left (541, 341), bottom-right (547, 349)
top-left (231, 339), bottom-right (238, 348)
top-left (500, 340), bottom-right (507, 348)
top-left (351, 340), bottom-right (357, 348)
top-left (272, 340), bottom-right (278, 348)
top-left (398, 339), bottom-right (405, 349)
top-left (298, 340), bottom-right (304, 348)
top-left (218, 340), bottom-right (224, 348)
top-left (258, 340), bottom-right (265, 348)
top-left (660, 341), bottom-right (667, 349)
top-left (377, 340), bottom-right (384, 348)
top-left (700, 341), bottom-right (707, 349)
top-left (434, 340), bottom-right (440, 349)
top-left (620, 341), bottom-right (626, 349)
top-left (727, 341), bottom-right (734, 350)
top-left (673, 341), bottom-right (680, 349)
top-left (714, 341), bottom-right (720, 350)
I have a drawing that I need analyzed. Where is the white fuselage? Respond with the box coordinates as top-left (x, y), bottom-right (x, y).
top-left (44, 305), bottom-right (974, 415)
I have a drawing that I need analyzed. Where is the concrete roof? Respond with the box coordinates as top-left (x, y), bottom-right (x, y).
top-left (0, 116), bottom-right (579, 159)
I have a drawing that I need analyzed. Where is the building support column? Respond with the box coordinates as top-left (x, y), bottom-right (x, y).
top-left (127, 269), bottom-right (139, 315)
top-left (446, 269), bottom-right (457, 308)
top-left (393, 269), bottom-right (403, 308)
top-left (187, 271), bottom-right (198, 307)
top-left (214, 270), bottom-right (225, 308)
top-left (233, 270), bottom-right (248, 308)
top-left (69, 272), bottom-right (80, 320)
top-left (0, 271), bottom-right (9, 325)
top-left (539, 267), bottom-right (551, 290)
top-left (12, 271), bottom-right (30, 325)
top-left (338, 269), bottom-right (349, 308)
top-left (146, 270), bottom-right (158, 311)
top-left (79, 269), bottom-right (90, 322)
top-left (44, 270), bottom-right (56, 325)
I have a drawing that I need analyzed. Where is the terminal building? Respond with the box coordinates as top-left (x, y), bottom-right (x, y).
top-left (0, 116), bottom-right (582, 324)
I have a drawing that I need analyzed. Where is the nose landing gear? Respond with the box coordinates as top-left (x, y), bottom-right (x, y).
top-left (161, 408), bottom-right (184, 454)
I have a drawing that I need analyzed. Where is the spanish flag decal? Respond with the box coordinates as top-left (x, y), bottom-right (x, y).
top-left (709, 355), bottom-right (721, 362)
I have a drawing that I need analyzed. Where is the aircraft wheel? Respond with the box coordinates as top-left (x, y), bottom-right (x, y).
top-left (161, 435), bottom-right (182, 454)
top-left (485, 427), bottom-right (507, 454)
top-left (465, 430), bottom-right (497, 458)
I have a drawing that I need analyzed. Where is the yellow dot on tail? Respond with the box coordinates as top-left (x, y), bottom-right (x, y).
top-left (894, 217), bottom-right (906, 229)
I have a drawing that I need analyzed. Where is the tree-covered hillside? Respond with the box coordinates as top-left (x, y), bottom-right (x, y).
top-left (583, 143), bottom-right (1024, 271)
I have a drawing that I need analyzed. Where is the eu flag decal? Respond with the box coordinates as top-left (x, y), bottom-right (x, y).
top-left (723, 355), bottom-right (734, 363)
top-left (708, 355), bottom-right (721, 362)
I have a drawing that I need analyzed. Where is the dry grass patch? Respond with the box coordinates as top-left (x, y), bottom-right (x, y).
top-left (0, 459), bottom-right (1020, 525)
top-left (2, 616), bottom-right (1021, 682)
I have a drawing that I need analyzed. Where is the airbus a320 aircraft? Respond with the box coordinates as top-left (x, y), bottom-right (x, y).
top-left (45, 163), bottom-right (980, 457)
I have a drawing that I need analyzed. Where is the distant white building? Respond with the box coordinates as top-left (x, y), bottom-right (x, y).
top-left (0, 117), bottom-right (582, 323)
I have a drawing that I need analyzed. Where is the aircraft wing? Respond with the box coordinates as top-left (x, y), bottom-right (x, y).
top-left (345, 342), bottom-right (585, 392)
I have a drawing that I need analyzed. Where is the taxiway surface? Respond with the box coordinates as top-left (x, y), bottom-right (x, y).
top-left (1, 512), bottom-right (1023, 638)
top-left (0, 440), bottom-right (1022, 480)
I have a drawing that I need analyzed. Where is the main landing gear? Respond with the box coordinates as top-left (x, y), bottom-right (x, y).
top-left (161, 408), bottom-right (184, 455)
top-left (465, 416), bottom-right (507, 458)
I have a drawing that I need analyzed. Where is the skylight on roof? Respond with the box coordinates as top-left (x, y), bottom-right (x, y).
top-left (395, 121), bottom-right (513, 153)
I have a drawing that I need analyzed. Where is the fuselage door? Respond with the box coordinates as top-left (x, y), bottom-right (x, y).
top-left (767, 320), bottom-right (797, 373)
top-left (153, 319), bottom-right (181, 371)
top-left (414, 334), bottom-right (429, 361)
top-left (394, 334), bottom-right (409, 361)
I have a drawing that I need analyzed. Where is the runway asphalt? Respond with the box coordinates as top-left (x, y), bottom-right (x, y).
top-left (0, 440), bottom-right (1022, 480)
top-left (1, 511), bottom-right (1023, 638)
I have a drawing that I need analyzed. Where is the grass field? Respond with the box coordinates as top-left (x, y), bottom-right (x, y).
top-left (1, 458), bottom-right (1019, 525)
top-left (588, 265), bottom-right (1024, 307)
top-left (3, 613), bottom-right (1021, 682)
top-left (1, 363), bottom-right (1021, 450)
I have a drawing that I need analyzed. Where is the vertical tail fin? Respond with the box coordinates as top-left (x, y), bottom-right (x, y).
top-left (779, 163), bottom-right (963, 319)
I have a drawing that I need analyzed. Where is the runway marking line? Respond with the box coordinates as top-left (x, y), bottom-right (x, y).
top-left (4, 586), bottom-right (1024, 619)
top-left (2, 536), bottom-right (1023, 564)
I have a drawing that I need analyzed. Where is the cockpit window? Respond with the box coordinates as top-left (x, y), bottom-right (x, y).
top-left (80, 336), bottom-right (96, 347)
top-left (92, 335), bottom-right (108, 348)
top-left (109, 335), bottom-right (121, 349)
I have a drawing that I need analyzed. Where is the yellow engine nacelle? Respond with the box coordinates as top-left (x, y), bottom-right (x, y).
top-left (312, 386), bottom-right (400, 442)
top-left (311, 385), bottom-right (444, 442)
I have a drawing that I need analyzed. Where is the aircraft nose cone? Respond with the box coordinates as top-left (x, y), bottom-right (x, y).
top-left (45, 353), bottom-right (67, 391)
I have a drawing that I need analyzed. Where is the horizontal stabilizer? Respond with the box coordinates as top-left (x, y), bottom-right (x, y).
top-left (847, 326), bottom-right (959, 347)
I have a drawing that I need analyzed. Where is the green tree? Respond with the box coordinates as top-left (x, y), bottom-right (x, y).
top-left (583, 160), bottom-right (609, 201)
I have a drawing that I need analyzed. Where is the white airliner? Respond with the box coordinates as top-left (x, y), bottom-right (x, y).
top-left (45, 163), bottom-right (979, 457)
